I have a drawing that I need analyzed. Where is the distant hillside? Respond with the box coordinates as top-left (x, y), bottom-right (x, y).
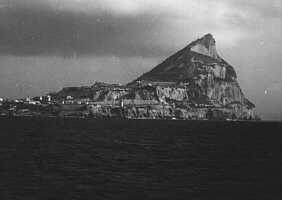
top-left (48, 34), bottom-right (257, 120)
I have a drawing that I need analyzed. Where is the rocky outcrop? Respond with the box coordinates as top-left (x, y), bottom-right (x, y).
top-left (156, 86), bottom-right (188, 102)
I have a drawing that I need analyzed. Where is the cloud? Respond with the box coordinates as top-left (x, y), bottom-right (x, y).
top-left (0, 0), bottom-right (280, 57)
top-left (0, 7), bottom-right (171, 57)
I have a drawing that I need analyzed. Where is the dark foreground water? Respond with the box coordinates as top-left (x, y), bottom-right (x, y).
top-left (0, 117), bottom-right (280, 200)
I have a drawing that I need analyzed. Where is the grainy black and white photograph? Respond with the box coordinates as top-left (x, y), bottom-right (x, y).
top-left (0, 0), bottom-right (281, 199)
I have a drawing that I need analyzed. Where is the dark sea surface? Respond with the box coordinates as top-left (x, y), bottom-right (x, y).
top-left (0, 117), bottom-right (280, 200)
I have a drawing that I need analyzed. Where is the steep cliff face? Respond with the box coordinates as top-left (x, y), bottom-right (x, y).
top-left (156, 86), bottom-right (188, 102)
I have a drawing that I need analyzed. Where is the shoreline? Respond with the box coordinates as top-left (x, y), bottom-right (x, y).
top-left (0, 115), bottom-right (278, 123)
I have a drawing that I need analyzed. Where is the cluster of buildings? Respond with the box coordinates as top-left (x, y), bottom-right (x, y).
top-left (0, 95), bottom-right (52, 117)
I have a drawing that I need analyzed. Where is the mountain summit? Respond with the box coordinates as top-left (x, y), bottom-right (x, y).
top-left (134, 33), bottom-right (236, 82)
top-left (190, 33), bottom-right (219, 59)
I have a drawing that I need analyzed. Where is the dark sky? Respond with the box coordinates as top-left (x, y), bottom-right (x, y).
top-left (0, 0), bottom-right (281, 120)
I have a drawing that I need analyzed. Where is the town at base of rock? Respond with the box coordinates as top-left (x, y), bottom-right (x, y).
top-left (0, 34), bottom-right (260, 120)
